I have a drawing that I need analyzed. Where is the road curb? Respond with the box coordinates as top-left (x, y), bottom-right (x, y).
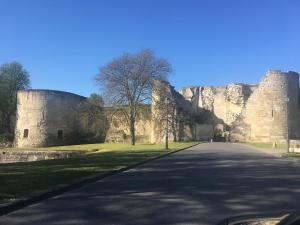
top-left (0, 142), bottom-right (200, 216)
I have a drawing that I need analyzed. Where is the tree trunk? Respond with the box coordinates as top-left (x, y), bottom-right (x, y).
top-left (130, 120), bottom-right (136, 145)
top-left (0, 115), bottom-right (4, 133)
top-left (4, 113), bottom-right (11, 133)
top-left (171, 107), bottom-right (177, 142)
top-left (129, 104), bottom-right (136, 146)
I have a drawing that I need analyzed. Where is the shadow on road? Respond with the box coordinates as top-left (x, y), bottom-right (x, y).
top-left (1, 143), bottom-right (300, 225)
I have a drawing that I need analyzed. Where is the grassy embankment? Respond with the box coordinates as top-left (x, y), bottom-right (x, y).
top-left (240, 142), bottom-right (300, 160)
top-left (284, 152), bottom-right (300, 159)
top-left (240, 142), bottom-right (287, 149)
top-left (0, 142), bottom-right (198, 204)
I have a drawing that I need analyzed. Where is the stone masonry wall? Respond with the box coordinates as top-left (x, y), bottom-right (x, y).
top-left (180, 84), bottom-right (255, 126)
top-left (151, 80), bottom-right (209, 143)
top-left (105, 105), bottom-right (152, 143)
top-left (0, 150), bottom-right (83, 163)
top-left (239, 70), bottom-right (300, 142)
top-left (12, 70), bottom-right (300, 147)
top-left (179, 83), bottom-right (256, 140)
top-left (179, 70), bottom-right (300, 143)
top-left (14, 90), bottom-right (86, 148)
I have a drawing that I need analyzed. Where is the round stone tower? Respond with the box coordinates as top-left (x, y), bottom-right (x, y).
top-left (244, 70), bottom-right (300, 142)
top-left (14, 90), bottom-right (86, 148)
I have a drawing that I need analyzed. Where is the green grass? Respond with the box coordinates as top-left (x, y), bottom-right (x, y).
top-left (0, 142), bottom-right (198, 204)
top-left (240, 142), bottom-right (287, 149)
top-left (283, 152), bottom-right (300, 158)
top-left (7, 142), bottom-right (196, 152)
top-left (282, 152), bottom-right (300, 159)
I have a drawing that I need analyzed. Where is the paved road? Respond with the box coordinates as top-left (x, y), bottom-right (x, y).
top-left (1, 143), bottom-right (300, 225)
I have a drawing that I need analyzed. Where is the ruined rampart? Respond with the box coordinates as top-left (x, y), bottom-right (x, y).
top-left (179, 70), bottom-right (300, 143)
top-left (12, 70), bottom-right (300, 147)
top-left (14, 90), bottom-right (86, 148)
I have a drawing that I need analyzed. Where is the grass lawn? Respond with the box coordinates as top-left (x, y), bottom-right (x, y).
top-left (282, 152), bottom-right (300, 159)
top-left (0, 142), bottom-right (198, 204)
top-left (241, 142), bottom-right (300, 160)
top-left (240, 142), bottom-right (287, 149)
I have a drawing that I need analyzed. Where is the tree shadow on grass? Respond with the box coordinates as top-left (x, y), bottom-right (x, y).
top-left (1, 143), bottom-right (300, 225)
top-left (0, 149), bottom-right (168, 202)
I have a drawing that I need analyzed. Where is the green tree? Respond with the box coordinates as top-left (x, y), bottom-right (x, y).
top-left (0, 62), bottom-right (30, 136)
top-left (95, 49), bottom-right (172, 145)
top-left (78, 93), bottom-right (108, 143)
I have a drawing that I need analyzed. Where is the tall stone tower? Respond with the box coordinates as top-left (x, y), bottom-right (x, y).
top-left (150, 80), bottom-right (170, 143)
top-left (243, 70), bottom-right (300, 142)
top-left (14, 90), bottom-right (86, 148)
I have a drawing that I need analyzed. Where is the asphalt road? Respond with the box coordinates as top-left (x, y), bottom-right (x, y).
top-left (1, 143), bottom-right (300, 225)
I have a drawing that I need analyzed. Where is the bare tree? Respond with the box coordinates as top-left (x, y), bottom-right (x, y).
top-left (95, 49), bottom-right (172, 145)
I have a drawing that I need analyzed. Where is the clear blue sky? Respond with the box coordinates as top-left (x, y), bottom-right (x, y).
top-left (1, 0), bottom-right (299, 96)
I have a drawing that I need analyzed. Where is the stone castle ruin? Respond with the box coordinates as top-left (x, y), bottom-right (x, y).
top-left (152, 70), bottom-right (300, 143)
top-left (14, 90), bottom-right (86, 148)
top-left (14, 70), bottom-right (300, 147)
